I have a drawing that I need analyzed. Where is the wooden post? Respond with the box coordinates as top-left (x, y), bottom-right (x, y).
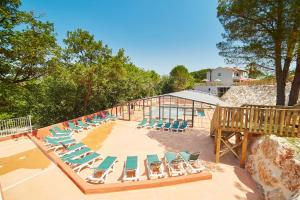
top-left (192, 100), bottom-right (195, 127)
top-left (215, 128), bottom-right (222, 163)
top-left (240, 132), bottom-right (249, 168)
top-left (142, 99), bottom-right (145, 119)
top-left (128, 103), bottom-right (131, 121)
top-left (158, 97), bottom-right (161, 119)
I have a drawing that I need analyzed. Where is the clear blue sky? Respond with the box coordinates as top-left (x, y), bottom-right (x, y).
top-left (21, 0), bottom-right (231, 75)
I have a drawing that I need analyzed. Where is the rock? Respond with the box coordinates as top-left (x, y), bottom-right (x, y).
top-left (246, 135), bottom-right (300, 200)
top-left (222, 84), bottom-right (300, 106)
top-left (266, 188), bottom-right (286, 200)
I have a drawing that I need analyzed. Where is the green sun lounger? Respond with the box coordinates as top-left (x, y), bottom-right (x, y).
top-left (66, 152), bottom-right (102, 173)
top-left (171, 121), bottom-right (180, 132)
top-left (44, 137), bottom-right (75, 152)
top-left (53, 126), bottom-right (72, 134)
top-left (106, 113), bottom-right (118, 121)
top-left (44, 136), bottom-right (72, 142)
top-left (147, 119), bottom-right (156, 129)
top-left (86, 118), bottom-right (100, 126)
top-left (68, 121), bottom-right (82, 132)
top-left (66, 142), bottom-right (85, 152)
top-left (179, 151), bottom-right (204, 174)
top-left (61, 147), bottom-right (91, 161)
top-left (179, 121), bottom-right (188, 131)
top-left (163, 122), bottom-right (172, 131)
top-left (164, 152), bottom-right (185, 176)
top-left (146, 154), bottom-right (164, 179)
top-left (77, 120), bottom-right (91, 129)
top-left (123, 156), bottom-right (139, 181)
top-left (137, 118), bottom-right (147, 128)
top-left (155, 120), bottom-right (164, 129)
top-left (86, 156), bottom-right (118, 184)
top-left (49, 129), bottom-right (70, 138)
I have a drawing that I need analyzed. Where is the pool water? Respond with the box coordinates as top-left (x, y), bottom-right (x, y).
top-left (145, 107), bottom-right (205, 119)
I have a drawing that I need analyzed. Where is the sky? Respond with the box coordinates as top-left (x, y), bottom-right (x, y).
top-left (21, 0), bottom-right (231, 75)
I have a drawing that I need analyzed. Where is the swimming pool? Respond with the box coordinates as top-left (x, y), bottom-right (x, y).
top-left (145, 107), bottom-right (205, 119)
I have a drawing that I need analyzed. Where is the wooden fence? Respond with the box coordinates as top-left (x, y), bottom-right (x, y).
top-left (211, 105), bottom-right (300, 167)
top-left (211, 106), bottom-right (300, 137)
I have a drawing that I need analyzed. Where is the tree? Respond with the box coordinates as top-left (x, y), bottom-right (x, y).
top-left (245, 63), bottom-right (265, 79)
top-left (62, 29), bottom-right (109, 114)
top-left (0, 0), bottom-right (57, 84)
top-left (217, 0), bottom-right (300, 105)
top-left (190, 68), bottom-right (209, 82)
top-left (0, 0), bottom-right (57, 120)
top-left (288, 42), bottom-right (300, 105)
top-left (169, 65), bottom-right (194, 91)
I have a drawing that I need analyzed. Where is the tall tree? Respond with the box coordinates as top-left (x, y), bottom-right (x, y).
top-left (169, 65), bottom-right (194, 91)
top-left (0, 0), bottom-right (57, 83)
top-left (217, 0), bottom-right (300, 105)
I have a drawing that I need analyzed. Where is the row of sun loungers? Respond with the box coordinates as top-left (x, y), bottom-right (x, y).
top-left (45, 134), bottom-right (205, 183)
top-left (137, 119), bottom-right (188, 132)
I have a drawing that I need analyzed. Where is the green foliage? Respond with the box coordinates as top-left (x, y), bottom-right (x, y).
top-left (245, 63), bottom-right (265, 79)
top-left (190, 69), bottom-right (209, 82)
top-left (169, 65), bottom-right (194, 91)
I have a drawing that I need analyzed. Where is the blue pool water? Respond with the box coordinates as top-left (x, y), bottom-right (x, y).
top-left (146, 107), bottom-right (205, 119)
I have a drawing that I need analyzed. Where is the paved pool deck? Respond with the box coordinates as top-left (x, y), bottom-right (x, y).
top-left (0, 120), bottom-right (261, 200)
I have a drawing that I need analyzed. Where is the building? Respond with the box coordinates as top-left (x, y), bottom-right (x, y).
top-left (195, 67), bottom-right (249, 97)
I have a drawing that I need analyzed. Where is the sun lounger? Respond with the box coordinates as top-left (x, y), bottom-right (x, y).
top-left (178, 121), bottom-right (188, 132)
top-left (155, 120), bottom-right (164, 129)
top-left (66, 142), bottom-right (85, 152)
top-left (66, 152), bottom-right (102, 173)
top-left (58, 142), bottom-right (86, 156)
top-left (179, 151), bottom-right (205, 174)
top-left (171, 120), bottom-right (180, 132)
top-left (86, 118), bottom-right (100, 126)
top-left (86, 156), bottom-right (118, 184)
top-left (123, 156), bottom-right (139, 181)
top-left (106, 112), bottom-right (118, 121)
top-left (77, 119), bottom-right (91, 129)
top-left (147, 119), bottom-right (156, 129)
top-left (53, 126), bottom-right (72, 134)
top-left (137, 118), bottom-right (147, 128)
top-left (61, 147), bottom-right (91, 162)
top-left (44, 137), bottom-right (75, 152)
top-left (164, 152), bottom-right (186, 176)
top-left (163, 122), bottom-right (172, 131)
top-left (67, 121), bottom-right (82, 132)
top-left (146, 154), bottom-right (165, 179)
top-left (49, 129), bottom-right (70, 138)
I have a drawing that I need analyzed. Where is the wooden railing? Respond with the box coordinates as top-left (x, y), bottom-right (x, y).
top-left (211, 106), bottom-right (300, 137)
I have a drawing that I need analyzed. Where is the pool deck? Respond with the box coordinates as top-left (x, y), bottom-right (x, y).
top-left (0, 120), bottom-right (261, 200)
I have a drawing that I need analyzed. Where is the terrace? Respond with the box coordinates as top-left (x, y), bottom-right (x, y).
top-left (0, 91), bottom-right (262, 199)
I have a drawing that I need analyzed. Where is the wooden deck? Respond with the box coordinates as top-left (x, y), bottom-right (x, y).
top-left (210, 104), bottom-right (300, 167)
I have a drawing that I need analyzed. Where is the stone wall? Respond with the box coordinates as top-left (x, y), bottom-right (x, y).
top-left (246, 135), bottom-right (300, 200)
top-left (221, 84), bottom-right (300, 106)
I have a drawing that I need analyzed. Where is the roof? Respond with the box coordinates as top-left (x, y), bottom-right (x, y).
top-left (162, 90), bottom-right (229, 106)
top-left (213, 67), bottom-right (247, 73)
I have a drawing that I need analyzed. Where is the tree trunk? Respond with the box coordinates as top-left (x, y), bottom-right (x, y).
top-left (275, 42), bottom-right (286, 105)
top-left (288, 47), bottom-right (300, 106)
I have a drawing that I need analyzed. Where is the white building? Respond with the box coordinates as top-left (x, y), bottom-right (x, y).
top-left (195, 67), bottom-right (249, 97)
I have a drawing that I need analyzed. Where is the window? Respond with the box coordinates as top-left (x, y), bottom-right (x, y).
top-left (235, 73), bottom-right (239, 77)
top-left (218, 73), bottom-right (222, 76)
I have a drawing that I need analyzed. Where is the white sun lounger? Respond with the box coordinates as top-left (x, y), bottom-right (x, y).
top-left (86, 156), bottom-right (118, 184)
top-left (179, 151), bottom-right (205, 174)
top-left (122, 156), bottom-right (139, 181)
top-left (146, 154), bottom-right (165, 179)
top-left (66, 152), bottom-right (102, 173)
top-left (164, 152), bottom-right (186, 176)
